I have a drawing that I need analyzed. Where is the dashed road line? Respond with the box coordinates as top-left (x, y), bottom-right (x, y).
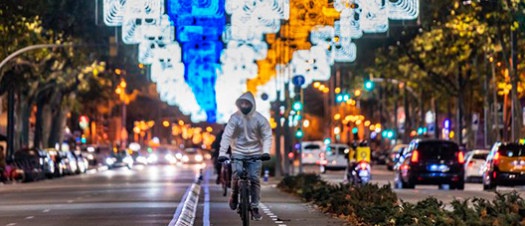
top-left (260, 203), bottom-right (287, 226)
top-left (42, 209), bottom-right (50, 213)
top-left (25, 216), bottom-right (34, 220)
top-left (5, 223), bottom-right (16, 226)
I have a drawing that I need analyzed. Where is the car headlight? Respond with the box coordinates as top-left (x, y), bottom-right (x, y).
top-left (148, 154), bottom-right (158, 163)
top-left (136, 156), bottom-right (147, 164)
top-left (105, 157), bottom-right (116, 165)
top-left (182, 155), bottom-right (189, 162)
top-left (175, 153), bottom-right (183, 159)
top-left (123, 156), bottom-right (134, 164)
top-left (195, 154), bottom-right (203, 162)
top-left (87, 154), bottom-right (94, 160)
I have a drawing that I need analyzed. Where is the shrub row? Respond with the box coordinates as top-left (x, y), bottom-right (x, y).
top-left (278, 174), bottom-right (525, 226)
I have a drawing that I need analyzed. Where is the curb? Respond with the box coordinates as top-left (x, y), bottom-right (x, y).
top-left (171, 182), bottom-right (202, 226)
top-left (86, 166), bottom-right (109, 174)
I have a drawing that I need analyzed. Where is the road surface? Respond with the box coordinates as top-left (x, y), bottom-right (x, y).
top-left (0, 164), bottom-right (344, 226)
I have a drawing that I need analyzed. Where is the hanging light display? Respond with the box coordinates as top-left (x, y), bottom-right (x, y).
top-left (101, 0), bottom-right (419, 123)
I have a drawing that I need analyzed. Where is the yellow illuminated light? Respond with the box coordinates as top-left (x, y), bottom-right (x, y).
top-left (179, 120), bottom-right (185, 126)
top-left (335, 87), bottom-right (341, 94)
top-left (313, 82), bottom-right (321, 88)
top-left (303, 119), bottom-right (310, 128)
top-left (206, 126), bottom-right (213, 132)
top-left (162, 120), bottom-right (170, 127)
top-left (115, 69), bottom-right (121, 75)
top-left (354, 90), bottom-right (361, 97)
top-left (364, 120), bottom-right (371, 127)
top-left (334, 114), bottom-right (341, 120)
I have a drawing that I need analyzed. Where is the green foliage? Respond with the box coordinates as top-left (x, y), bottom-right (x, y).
top-left (279, 174), bottom-right (525, 226)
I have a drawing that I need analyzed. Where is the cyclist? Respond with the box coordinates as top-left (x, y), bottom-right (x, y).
top-left (218, 92), bottom-right (272, 221)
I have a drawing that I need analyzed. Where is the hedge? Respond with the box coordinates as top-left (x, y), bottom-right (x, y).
top-left (278, 174), bottom-right (525, 226)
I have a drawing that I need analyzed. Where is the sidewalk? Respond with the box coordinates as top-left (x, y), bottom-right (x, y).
top-left (194, 174), bottom-right (347, 226)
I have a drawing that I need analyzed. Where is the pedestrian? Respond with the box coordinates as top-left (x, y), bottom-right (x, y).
top-left (0, 146), bottom-right (5, 182)
top-left (218, 92), bottom-right (272, 221)
top-left (211, 124), bottom-right (231, 184)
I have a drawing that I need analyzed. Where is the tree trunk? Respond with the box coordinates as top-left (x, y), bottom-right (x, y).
top-left (457, 65), bottom-right (465, 146)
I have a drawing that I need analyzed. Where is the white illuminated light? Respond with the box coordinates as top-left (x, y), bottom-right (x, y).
top-left (121, 0), bottom-right (164, 44)
top-left (104, 0), bottom-right (127, 26)
top-left (138, 15), bottom-right (176, 64)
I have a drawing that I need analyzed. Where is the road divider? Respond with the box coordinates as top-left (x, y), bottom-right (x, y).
top-left (168, 172), bottom-right (203, 226)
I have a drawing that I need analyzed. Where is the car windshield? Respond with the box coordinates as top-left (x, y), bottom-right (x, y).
top-left (338, 147), bottom-right (347, 155)
top-left (499, 144), bottom-right (525, 157)
top-left (417, 141), bottom-right (458, 160)
top-left (304, 144), bottom-right (321, 150)
top-left (473, 153), bottom-right (488, 160)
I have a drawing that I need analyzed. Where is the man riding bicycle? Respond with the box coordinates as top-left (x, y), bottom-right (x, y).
top-left (218, 92), bottom-right (272, 221)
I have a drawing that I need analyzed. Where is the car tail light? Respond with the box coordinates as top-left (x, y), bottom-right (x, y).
top-left (458, 152), bottom-right (465, 164)
top-left (468, 161), bottom-right (475, 168)
top-left (411, 150), bottom-right (419, 163)
top-left (400, 165), bottom-right (410, 170)
top-left (493, 152), bottom-right (500, 165)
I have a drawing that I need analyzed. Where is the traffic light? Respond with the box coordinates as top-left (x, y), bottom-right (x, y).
top-left (364, 81), bottom-right (374, 91)
top-left (336, 94), bottom-right (344, 103)
top-left (352, 127), bottom-right (358, 134)
top-left (295, 129), bottom-right (304, 138)
top-left (292, 101), bottom-right (303, 111)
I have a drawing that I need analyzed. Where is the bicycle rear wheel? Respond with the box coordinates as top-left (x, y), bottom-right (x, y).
top-left (240, 181), bottom-right (250, 226)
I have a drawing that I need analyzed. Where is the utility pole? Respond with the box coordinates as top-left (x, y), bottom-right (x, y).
top-left (274, 90), bottom-right (282, 177)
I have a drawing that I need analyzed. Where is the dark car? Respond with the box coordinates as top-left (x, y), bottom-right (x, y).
top-left (14, 148), bottom-right (54, 182)
top-left (394, 139), bottom-right (465, 190)
top-left (482, 142), bottom-right (525, 190)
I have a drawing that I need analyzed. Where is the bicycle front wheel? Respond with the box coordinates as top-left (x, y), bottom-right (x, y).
top-left (240, 181), bottom-right (250, 226)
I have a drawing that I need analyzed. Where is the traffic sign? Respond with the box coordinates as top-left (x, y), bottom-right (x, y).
top-left (292, 75), bottom-right (305, 86)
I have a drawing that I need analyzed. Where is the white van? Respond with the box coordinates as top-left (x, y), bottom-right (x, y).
top-left (320, 143), bottom-right (349, 173)
top-left (301, 141), bottom-right (324, 165)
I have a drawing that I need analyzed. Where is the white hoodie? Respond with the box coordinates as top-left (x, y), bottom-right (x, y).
top-left (219, 92), bottom-right (273, 157)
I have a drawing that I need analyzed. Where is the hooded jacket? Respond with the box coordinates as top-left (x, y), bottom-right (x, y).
top-left (219, 92), bottom-right (273, 157)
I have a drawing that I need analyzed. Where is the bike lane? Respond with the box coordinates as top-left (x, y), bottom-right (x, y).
top-left (194, 170), bottom-right (346, 226)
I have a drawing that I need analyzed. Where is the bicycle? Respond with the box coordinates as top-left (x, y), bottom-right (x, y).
top-left (219, 161), bottom-right (231, 197)
top-left (224, 156), bottom-right (267, 226)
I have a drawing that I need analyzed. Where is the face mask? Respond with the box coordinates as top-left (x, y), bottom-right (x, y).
top-left (240, 106), bottom-right (252, 115)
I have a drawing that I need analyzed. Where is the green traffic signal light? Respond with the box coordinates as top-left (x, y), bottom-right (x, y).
top-left (364, 81), bottom-right (374, 91)
top-left (295, 129), bottom-right (304, 138)
top-left (292, 102), bottom-right (303, 111)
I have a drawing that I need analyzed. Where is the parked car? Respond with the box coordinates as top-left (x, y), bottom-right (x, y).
top-left (320, 144), bottom-right (349, 174)
top-left (464, 149), bottom-right (490, 183)
top-left (301, 141), bottom-right (324, 165)
top-left (63, 150), bottom-right (79, 174)
top-left (482, 142), bottom-right (525, 190)
top-left (45, 148), bottom-right (67, 177)
top-left (386, 144), bottom-right (408, 171)
top-left (13, 148), bottom-right (51, 182)
top-left (181, 148), bottom-right (204, 164)
top-left (394, 139), bottom-right (465, 190)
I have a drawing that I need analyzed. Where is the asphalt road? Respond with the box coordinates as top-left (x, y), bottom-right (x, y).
top-left (306, 164), bottom-right (525, 204)
top-left (0, 164), bottom-right (344, 226)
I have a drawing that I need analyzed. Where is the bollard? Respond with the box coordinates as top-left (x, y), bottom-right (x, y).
top-left (264, 169), bottom-right (269, 183)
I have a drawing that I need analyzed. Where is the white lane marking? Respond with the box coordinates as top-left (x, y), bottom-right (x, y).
top-left (25, 216), bottom-right (34, 220)
top-left (278, 225), bottom-right (287, 226)
top-left (6, 223), bottom-right (16, 226)
top-left (275, 221), bottom-right (283, 223)
top-left (42, 209), bottom-right (50, 213)
top-left (203, 169), bottom-right (211, 226)
top-left (67, 200), bottom-right (74, 203)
